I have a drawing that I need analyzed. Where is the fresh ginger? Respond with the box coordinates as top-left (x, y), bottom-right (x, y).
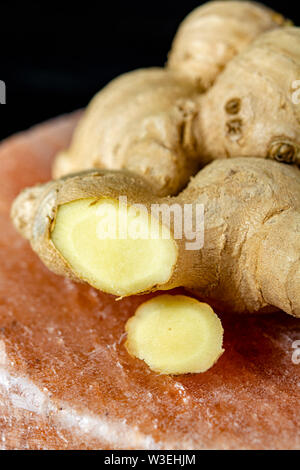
top-left (168, 0), bottom-right (286, 90)
top-left (10, 2), bottom-right (300, 319)
top-left (125, 295), bottom-right (224, 375)
top-left (53, 69), bottom-right (200, 196)
top-left (198, 27), bottom-right (300, 164)
top-left (52, 2), bottom-right (289, 196)
top-left (11, 158), bottom-right (300, 317)
top-left (51, 197), bottom-right (178, 296)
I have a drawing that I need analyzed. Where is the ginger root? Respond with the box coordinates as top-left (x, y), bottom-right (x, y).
top-left (10, 3), bottom-right (300, 318)
top-left (53, 69), bottom-right (200, 196)
top-left (198, 27), bottom-right (300, 165)
top-left (51, 197), bottom-right (178, 296)
top-left (168, 0), bottom-right (286, 90)
top-left (11, 158), bottom-right (300, 317)
top-left (125, 295), bottom-right (224, 375)
top-left (53, 2), bottom-right (289, 196)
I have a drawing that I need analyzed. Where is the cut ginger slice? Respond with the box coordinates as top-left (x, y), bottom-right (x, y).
top-left (1, 114), bottom-right (300, 449)
top-left (125, 295), bottom-right (224, 375)
top-left (51, 198), bottom-right (178, 296)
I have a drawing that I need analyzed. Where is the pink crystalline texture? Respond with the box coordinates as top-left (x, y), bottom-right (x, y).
top-left (0, 113), bottom-right (299, 450)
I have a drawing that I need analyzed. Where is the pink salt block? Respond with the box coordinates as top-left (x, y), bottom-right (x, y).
top-left (0, 114), bottom-right (299, 449)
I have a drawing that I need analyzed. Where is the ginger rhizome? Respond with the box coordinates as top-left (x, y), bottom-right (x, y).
top-left (52, 197), bottom-right (178, 296)
top-left (11, 158), bottom-right (300, 317)
top-left (52, 2), bottom-right (291, 196)
top-left (53, 69), bottom-right (200, 196)
top-left (167, 0), bottom-right (286, 90)
top-left (10, 2), bottom-right (300, 322)
top-left (198, 27), bottom-right (300, 165)
top-left (125, 295), bottom-right (224, 375)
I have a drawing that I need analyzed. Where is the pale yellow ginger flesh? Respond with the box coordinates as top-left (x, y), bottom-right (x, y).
top-left (125, 295), bottom-right (224, 375)
top-left (12, 159), bottom-right (300, 317)
top-left (51, 198), bottom-right (178, 297)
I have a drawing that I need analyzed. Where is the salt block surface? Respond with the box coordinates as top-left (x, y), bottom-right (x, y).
top-left (0, 114), bottom-right (299, 450)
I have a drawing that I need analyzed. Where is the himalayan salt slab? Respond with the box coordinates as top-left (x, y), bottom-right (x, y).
top-left (0, 114), bottom-right (299, 450)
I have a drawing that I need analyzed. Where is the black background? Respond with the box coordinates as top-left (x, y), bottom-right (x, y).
top-left (0, 0), bottom-right (298, 140)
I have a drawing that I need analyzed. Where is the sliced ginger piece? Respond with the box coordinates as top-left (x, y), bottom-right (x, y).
top-left (51, 198), bottom-right (178, 297)
top-left (125, 295), bottom-right (224, 375)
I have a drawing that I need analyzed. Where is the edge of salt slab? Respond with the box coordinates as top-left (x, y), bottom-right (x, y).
top-left (0, 364), bottom-right (162, 450)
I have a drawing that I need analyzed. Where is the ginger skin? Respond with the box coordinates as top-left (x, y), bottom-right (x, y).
top-left (53, 69), bottom-right (200, 197)
top-left (11, 158), bottom-right (300, 317)
top-left (10, 4), bottom-right (300, 318)
top-left (125, 295), bottom-right (224, 375)
top-left (168, 0), bottom-right (286, 90)
top-left (198, 28), bottom-right (300, 165)
top-left (53, 2), bottom-right (288, 196)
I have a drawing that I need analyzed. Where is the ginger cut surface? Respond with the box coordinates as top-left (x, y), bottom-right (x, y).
top-left (51, 198), bottom-right (177, 296)
top-left (12, 158), bottom-right (300, 317)
top-left (2, 114), bottom-right (300, 450)
top-left (125, 295), bottom-right (224, 375)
